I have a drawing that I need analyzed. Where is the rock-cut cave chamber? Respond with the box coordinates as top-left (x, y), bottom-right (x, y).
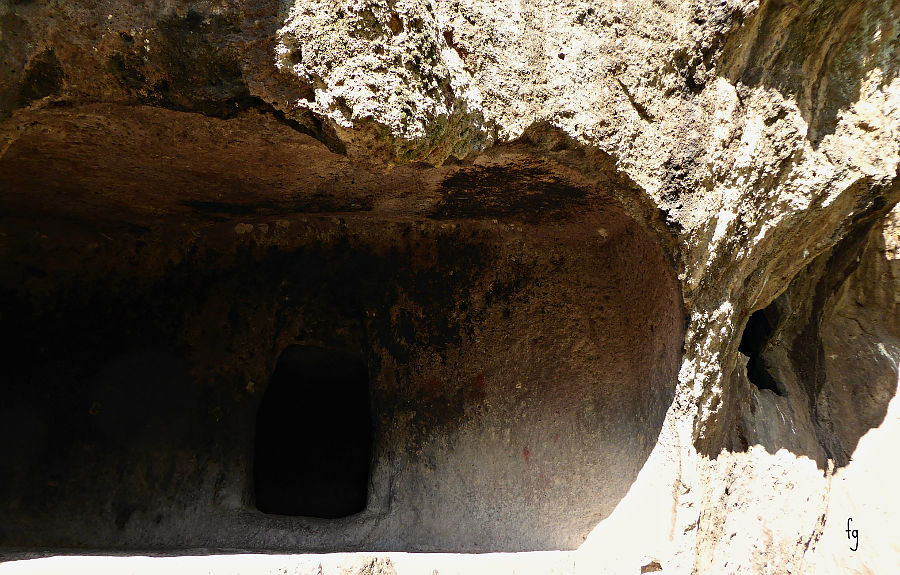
top-left (0, 105), bottom-right (686, 553)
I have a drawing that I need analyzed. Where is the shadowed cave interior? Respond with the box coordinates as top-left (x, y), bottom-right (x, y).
top-left (0, 104), bottom-right (686, 553)
top-left (717, 211), bottom-right (900, 471)
top-left (738, 309), bottom-right (785, 397)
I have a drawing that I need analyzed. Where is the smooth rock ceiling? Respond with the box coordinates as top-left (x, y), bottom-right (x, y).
top-left (0, 0), bottom-right (898, 573)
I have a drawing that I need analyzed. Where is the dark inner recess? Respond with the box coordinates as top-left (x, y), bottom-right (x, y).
top-left (738, 309), bottom-right (785, 396)
top-left (253, 345), bottom-right (372, 518)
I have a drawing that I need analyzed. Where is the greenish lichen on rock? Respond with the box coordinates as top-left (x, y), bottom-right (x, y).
top-left (276, 0), bottom-right (490, 164)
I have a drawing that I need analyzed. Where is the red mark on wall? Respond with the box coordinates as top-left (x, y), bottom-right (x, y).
top-left (523, 446), bottom-right (530, 464)
top-left (554, 432), bottom-right (560, 442)
top-left (425, 377), bottom-right (441, 397)
top-left (473, 373), bottom-right (486, 399)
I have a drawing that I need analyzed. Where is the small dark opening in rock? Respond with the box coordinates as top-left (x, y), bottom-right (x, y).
top-left (253, 345), bottom-right (372, 518)
top-left (739, 309), bottom-right (785, 396)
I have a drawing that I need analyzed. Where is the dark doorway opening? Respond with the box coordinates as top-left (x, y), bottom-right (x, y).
top-left (738, 309), bottom-right (785, 396)
top-left (253, 345), bottom-right (372, 518)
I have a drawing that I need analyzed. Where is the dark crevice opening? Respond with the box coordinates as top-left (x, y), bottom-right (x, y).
top-left (253, 345), bottom-right (372, 518)
top-left (739, 309), bottom-right (786, 396)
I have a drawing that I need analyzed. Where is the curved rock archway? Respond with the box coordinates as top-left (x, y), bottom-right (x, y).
top-left (0, 104), bottom-right (684, 552)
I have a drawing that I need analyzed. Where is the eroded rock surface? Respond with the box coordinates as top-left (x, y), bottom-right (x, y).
top-left (0, 0), bottom-right (898, 573)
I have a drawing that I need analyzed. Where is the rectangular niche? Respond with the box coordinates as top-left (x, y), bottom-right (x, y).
top-left (252, 345), bottom-right (373, 518)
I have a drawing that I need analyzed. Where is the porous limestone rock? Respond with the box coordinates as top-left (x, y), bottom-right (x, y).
top-left (0, 0), bottom-right (898, 573)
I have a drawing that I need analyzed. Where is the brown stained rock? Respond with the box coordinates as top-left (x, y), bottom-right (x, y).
top-left (0, 103), bottom-right (683, 552)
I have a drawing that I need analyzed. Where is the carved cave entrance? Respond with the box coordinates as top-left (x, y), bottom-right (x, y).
top-left (253, 345), bottom-right (372, 518)
top-left (0, 105), bottom-right (686, 553)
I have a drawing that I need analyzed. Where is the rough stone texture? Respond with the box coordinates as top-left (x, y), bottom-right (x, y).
top-left (0, 103), bottom-right (684, 552)
top-left (0, 0), bottom-right (899, 573)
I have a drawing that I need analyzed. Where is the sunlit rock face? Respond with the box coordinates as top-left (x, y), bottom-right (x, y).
top-left (1, 0), bottom-right (899, 572)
